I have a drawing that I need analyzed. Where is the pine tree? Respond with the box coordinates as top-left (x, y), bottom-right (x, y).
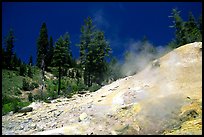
top-left (22, 78), bottom-right (30, 91)
top-left (46, 36), bottom-right (54, 69)
top-left (4, 28), bottom-right (15, 69)
top-left (36, 22), bottom-right (49, 68)
top-left (167, 39), bottom-right (177, 50)
top-left (78, 17), bottom-right (111, 86)
top-left (63, 32), bottom-right (72, 76)
top-left (52, 33), bottom-right (72, 95)
top-left (17, 57), bottom-right (22, 67)
top-left (91, 30), bottom-right (111, 85)
top-left (185, 12), bottom-right (201, 43)
top-left (28, 66), bottom-right (33, 78)
top-left (107, 56), bottom-right (121, 82)
top-left (19, 63), bottom-right (27, 76)
top-left (11, 52), bottom-right (19, 70)
top-left (168, 9), bottom-right (202, 49)
top-left (169, 8), bottom-right (186, 47)
top-left (78, 17), bottom-right (96, 87)
top-left (2, 46), bottom-right (6, 68)
top-left (36, 22), bottom-right (49, 96)
top-left (198, 15), bottom-right (202, 35)
top-left (29, 55), bottom-right (33, 66)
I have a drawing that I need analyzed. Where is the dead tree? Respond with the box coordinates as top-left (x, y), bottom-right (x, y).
top-left (40, 55), bottom-right (45, 99)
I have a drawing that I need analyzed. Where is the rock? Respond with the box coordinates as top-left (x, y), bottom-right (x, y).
top-left (106, 113), bottom-right (113, 118)
top-left (187, 96), bottom-right (191, 99)
top-left (37, 125), bottom-right (45, 132)
top-left (179, 109), bottom-right (199, 122)
top-left (19, 125), bottom-right (24, 130)
top-left (57, 100), bottom-right (62, 102)
top-left (78, 94), bottom-right (83, 97)
top-left (47, 109), bottom-right (57, 113)
top-left (45, 100), bottom-right (52, 103)
top-left (17, 113), bottom-right (27, 117)
top-left (114, 117), bottom-right (118, 120)
top-left (120, 103), bottom-right (134, 110)
top-left (111, 130), bottom-right (118, 135)
top-left (78, 90), bottom-right (87, 94)
top-left (114, 86), bottom-right (119, 88)
top-left (51, 123), bottom-right (57, 128)
top-left (7, 124), bottom-right (14, 130)
top-left (113, 124), bottom-right (139, 135)
top-left (152, 59), bottom-right (160, 68)
top-left (8, 111), bottom-right (14, 116)
top-left (85, 94), bottom-right (90, 97)
top-left (50, 133), bottom-right (64, 135)
top-left (79, 112), bottom-right (88, 122)
top-left (18, 107), bottom-right (33, 113)
top-left (54, 111), bottom-right (63, 117)
top-left (30, 124), bottom-right (37, 129)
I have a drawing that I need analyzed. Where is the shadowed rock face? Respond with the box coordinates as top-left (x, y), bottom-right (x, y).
top-left (2, 42), bottom-right (202, 135)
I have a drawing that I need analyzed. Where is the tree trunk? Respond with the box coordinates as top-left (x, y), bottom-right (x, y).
top-left (84, 67), bottom-right (88, 86)
top-left (58, 65), bottom-right (61, 95)
top-left (88, 71), bottom-right (91, 87)
top-left (41, 56), bottom-right (45, 99)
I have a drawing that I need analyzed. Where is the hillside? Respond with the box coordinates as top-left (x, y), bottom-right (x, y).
top-left (2, 42), bottom-right (202, 135)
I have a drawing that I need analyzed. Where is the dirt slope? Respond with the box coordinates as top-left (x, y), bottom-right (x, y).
top-left (2, 42), bottom-right (202, 135)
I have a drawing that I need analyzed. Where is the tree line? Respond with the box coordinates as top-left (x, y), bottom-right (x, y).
top-left (34, 17), bottom-right (111, 95)
top-left (1, 16), bottom-right (112, 96)
top-left (2, 9), bottom-right (202, 95)
top-left (168, 8), bottom-right (202, 49)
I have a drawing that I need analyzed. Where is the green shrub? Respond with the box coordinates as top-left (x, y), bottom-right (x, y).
top-left (89, 83), bottom-right (101, 92)
top-left (32, 89), bottom-right (53, 103)
top-left (30, 82), bottom-right (39, 90)
top-left (2, 103), bottom-right (13, 115)
top-left (45, 80), bottom-right (58, 100)
top-left (28, 93), bottom-right (33, 102)
top-left (60, 79), bottom-right (69, 91)
top-left (31, 82), bottom-right (39, 89)
top-left (2, 97), bottom-right (30, 115)
top-left (47, 88), bottom-right (58, 100)
top-left (12, 99), bottom-right (21, 113)
top-left (66, 93), bottom-right (73, 98)
top-left (33, 93), bottom-right (43, 101)
top-left (22, 78), bottom-right (30, 91)
top-left (16, 101), bottom-right (30, 112)
top-left (2, 94), bottom-right (13, 105)
top-left (77, 81), bottom-right (88, 91)
top-left (29, 84), bottom-right (35, 90)
top-left (19, 100), bottom-right (30, 106)
top-left (15, 88), bottom-right (22, 95)
top-left (33, 89), bottom-right (47, 101)
top-left (44, 99), bottom-right (51, 103)
top-left (72, 83), bottom-right (78, 92)
top-left (22, 78), bottom-right (39, 91)
top-left (19, 64), bottom-right (27, 76)
top-left (28, 66), bottom-right (33, 78)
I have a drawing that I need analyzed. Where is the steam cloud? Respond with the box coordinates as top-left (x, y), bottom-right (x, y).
top-left (119, 40), bottom-right (171, 77)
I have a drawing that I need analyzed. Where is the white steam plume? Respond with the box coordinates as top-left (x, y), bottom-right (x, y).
top-left (120, 40), bottom-right (162, 77)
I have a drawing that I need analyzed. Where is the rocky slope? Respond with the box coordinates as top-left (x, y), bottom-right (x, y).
top-left (2, 42), bottom-right (202, 135)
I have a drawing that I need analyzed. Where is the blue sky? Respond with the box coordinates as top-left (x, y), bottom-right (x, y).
top-left (2, 2), bottom-right (202, 64)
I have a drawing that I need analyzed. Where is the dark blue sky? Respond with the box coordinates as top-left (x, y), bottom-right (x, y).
top-left (2, 2), bottom-right (202, 64)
